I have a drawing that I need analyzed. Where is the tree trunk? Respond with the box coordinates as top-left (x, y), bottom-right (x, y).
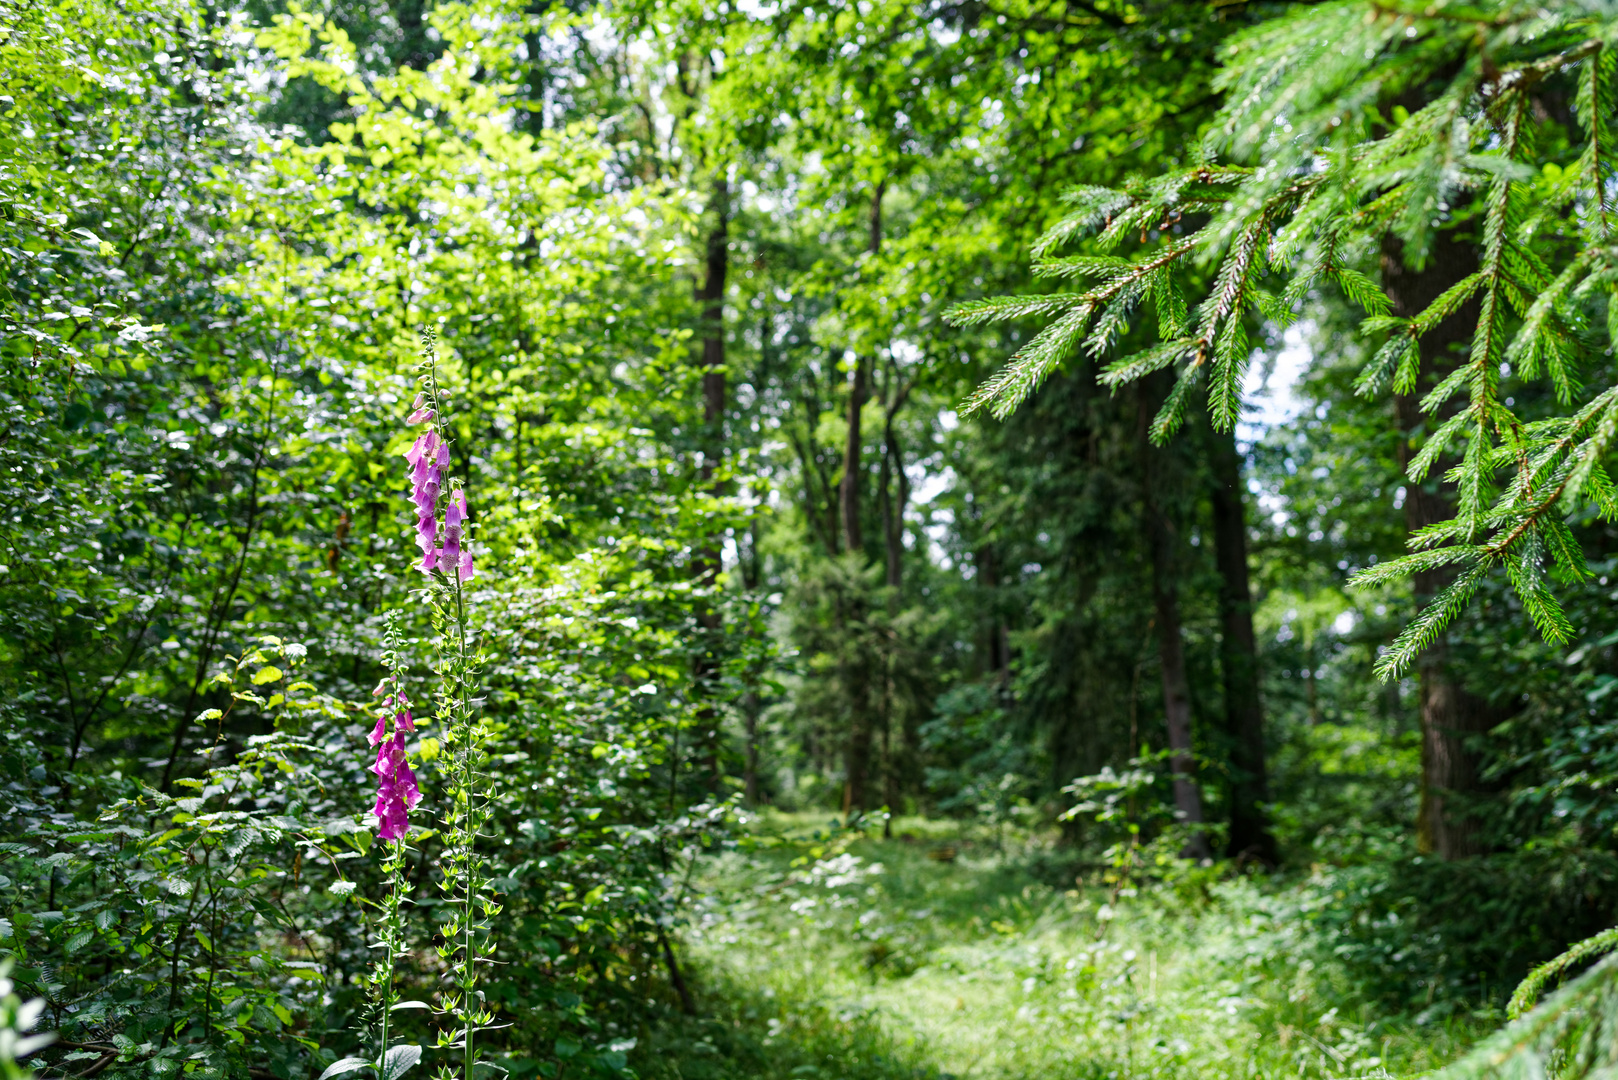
top-left (741, 687), bottom-right (761, 806)
top-left (1138, 380), bottom-right (1209, 859)
top-left (875, 365), bottom-right (911, 835)
top-left (840, 355), bottom-right (868, 554)
top-left (841, 593), bottom-right (874, 819)
top-left (1381, 233), bottom-right (1500, 860)
top-left (973, 545), bottom-right (1012, 685)
top-left (740, 515), bottom-right (763, 806)
top-left (842, 710), bottom-right (873, 817)
top-left (838, 183), bottom-right (885, 816)
top-left (692, 178), bottom-right (729, 791)
top-left (1206, 423), bottom-right (1278, 865)
top-left (879, 367), bottom-right (913, 595)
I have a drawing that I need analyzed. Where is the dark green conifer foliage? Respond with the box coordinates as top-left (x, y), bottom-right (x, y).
top-left (951, 0), bottom-right (1618, 1069)
top-left (954, 1), bottom-right (1618, 677)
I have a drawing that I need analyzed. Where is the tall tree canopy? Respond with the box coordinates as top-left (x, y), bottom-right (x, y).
top-left (6, 0), bottom-right (1618, 1078)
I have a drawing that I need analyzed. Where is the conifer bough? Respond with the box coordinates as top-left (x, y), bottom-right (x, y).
top-left (948, 0), bottom-right (1618, 681)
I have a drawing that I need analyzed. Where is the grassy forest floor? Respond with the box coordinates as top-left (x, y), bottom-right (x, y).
top-left (631, 814), bottom-right (1499, 1080)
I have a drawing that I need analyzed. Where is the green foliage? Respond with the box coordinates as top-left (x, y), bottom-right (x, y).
top-left (950, 0), bottom-right (1618, 677)
top-left (10, 0), bottom-right (1618, 1075)
top-left (0, 961), bottom-right (52, 1080)
top-left (681, 818), bottom-right (1495, 1080)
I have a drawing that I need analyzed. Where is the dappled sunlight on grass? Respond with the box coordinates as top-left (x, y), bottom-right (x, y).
top-left (658, 815), bottom-right (1490, 1080)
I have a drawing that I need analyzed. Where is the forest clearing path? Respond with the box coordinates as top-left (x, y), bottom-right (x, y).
top-left (636, 815), bottom-right (1483, 1080)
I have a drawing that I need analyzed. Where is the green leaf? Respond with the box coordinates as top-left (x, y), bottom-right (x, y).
top-left (317, 1058), bottom-right (373, 1080)
top-left (382, 1045), bottom-right (421, 1080)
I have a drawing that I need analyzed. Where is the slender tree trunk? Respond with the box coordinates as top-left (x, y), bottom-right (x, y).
top-left (1138, 379), bottom-right (1209, 859)
top-left (841, 603), bottom-right (874, 819)
top-left (692, 178), bottom-right (729, 791)
top-left (839, 369), bottom-right (872, 814)
top-left (840, 354), bottom-right (868, 555)
top-left (740, 517), bottom-right (763, 806)
top-left (1382, 233), bottom-right (1503, 860)
top-left (1206, 423), bottom-right (1278, 865)
top-left (742, 689), bottom-right (761, 806)
top-left (657, 925), bottom-right (697, 1016)
top-left (842, 717), bottom-right (873, 816)
top-left (875, 368), bottom-right (911, 836)
top-left (974, 546), bottom-right (1012, 686)
top-left (838, 182), bottom-right (885, 816)
top-left (879, 369), bottom-right (913, 595)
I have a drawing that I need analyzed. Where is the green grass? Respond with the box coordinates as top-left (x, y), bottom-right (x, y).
top-left (631, 813), bottom-right (1496, 1080)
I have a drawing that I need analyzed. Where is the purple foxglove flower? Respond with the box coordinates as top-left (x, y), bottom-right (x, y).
top-left (413, 430), bottom-right (442, 462)
top-left (375, 779), bottom-right (410, 841)
top-left (406, 407), bottom-right (436, 426)
top-left (396, 709), bottom-right (415, 733)
top-left (419, 547), bottom-right (438, 574)
top-left (444, 489), bottom-right (466, 534)
top-left (372, 732), bottom-right (406, 778)
top-left (368, 715), bottom-right (388, 747)
top-left (438, 530), bottom-right (461, 575)
top-left (458, 549), bottom-right (475, 583)
top-left (416, 510), bottom-right (437, 552)
top-left (371, 727), bottom-right (420, 839)
top-left (395, 757), bottom-right (421, 810)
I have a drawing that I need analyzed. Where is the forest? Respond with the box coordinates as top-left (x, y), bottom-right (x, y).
top-left (6, 0), bottom-right (1618, 1076)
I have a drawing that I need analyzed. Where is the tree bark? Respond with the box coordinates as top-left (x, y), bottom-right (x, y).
top-left (741, 687), bottom-right (761, 806)
top-left (1381, 232), bottom-right (1500, 860)
top-left (878, 378), bottom-right (912, 596)
top-left (740, 515), bottom-right (763, 806)
top-left (1138, 379), bottom-right (1209, 859)
top-left (974, 545), bottom-right (1012, 686)
top-left (840, 355), bottom-right (869, 554)
top-left (1206, 423), bottom-right (1278, 865)
top-left (839, 568), bottom-right (873, 818)
top-left (692, 178), bottom-right (728, 791)
top-left (838, 182), bottom-right (886, 816)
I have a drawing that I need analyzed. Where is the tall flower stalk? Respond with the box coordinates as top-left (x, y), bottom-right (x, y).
top-left (406, 328), bottom-right (498, 1080)
top-left (366, 616), bottom-right (422, 1080)
top-left (321, 618), bottom-right (423, 1080)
